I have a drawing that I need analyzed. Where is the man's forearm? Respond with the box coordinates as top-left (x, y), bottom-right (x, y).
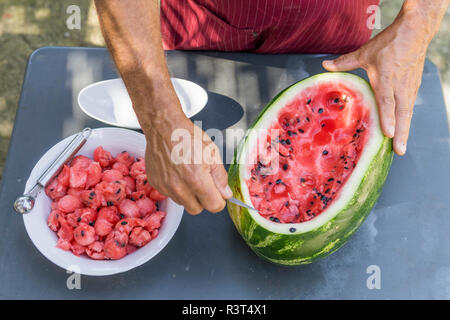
top-left (94, 0), bottom-right (181, 132)
top-left (401, 0), bottom-right (448, 43)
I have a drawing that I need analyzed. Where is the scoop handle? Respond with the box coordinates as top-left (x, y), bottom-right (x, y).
top-left (37, 128), bottom-right (92, 187)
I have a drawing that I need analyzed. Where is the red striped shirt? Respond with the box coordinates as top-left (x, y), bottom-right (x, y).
top-left (161, 0), bottom-right (379, 53)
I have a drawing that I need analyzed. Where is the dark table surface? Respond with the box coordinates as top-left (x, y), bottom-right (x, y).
top-left (0, 47), bottom-right (449, 299)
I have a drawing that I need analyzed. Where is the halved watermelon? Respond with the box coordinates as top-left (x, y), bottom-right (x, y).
top-left (228, 72), bottom-right (393, 265)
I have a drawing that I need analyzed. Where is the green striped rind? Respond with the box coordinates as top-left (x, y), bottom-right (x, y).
top-left (228, 137), bottom-right (392, 265)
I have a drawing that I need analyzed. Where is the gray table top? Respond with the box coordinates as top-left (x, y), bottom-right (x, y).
top-left (0, 47), bottom-right (449, 299)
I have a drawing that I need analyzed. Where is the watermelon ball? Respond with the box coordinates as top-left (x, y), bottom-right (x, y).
top-left (102, 169), bottom-right (124, 183)
top-left (114, 151), bottom-right (135, 168)
top-left (45, 178), bottom-right (67, 200)
top-left (57, 195), bottom-right (83, 213)
top-left (85, 162), bottom-right (102, 189)
top-left (93, 146), bottom-right (113, 168)
top-left (86, 241), bottom-right (105, 260)
top-left (71, 155), bottom-right (92, 169)
top-left (119, 199), bottom-right (141, 218)
top-left (104, 230), bottom-right (128, 260)
top-left (136, 197), bottom-right (156, 216)
top-left (112, 162), bottom-right (129, 176)
top-left (129, 158), bottom-right (146, 178)
top-left (129, 227), bottom-right (152, 247)
top-left (73, 224), bottom-right (96, 246)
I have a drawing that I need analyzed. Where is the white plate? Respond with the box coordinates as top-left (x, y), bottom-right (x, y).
top-left (23, 127), bottom-right (184, 276)
top-left (78, 78), bottom-right (208, 129)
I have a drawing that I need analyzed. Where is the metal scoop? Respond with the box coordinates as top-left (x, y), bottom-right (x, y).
top-left (14, 128), bottom-right (92, 214)
top-left (227, 197), bottom-right (258, 212)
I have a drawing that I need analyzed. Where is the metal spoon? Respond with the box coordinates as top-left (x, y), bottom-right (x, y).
top-left (227, 197), bottom-right (258, 212)
top-left (14, 128), bottom-right (92, 214)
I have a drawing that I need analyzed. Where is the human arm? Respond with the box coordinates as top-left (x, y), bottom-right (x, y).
top-left (94, 0), bottom-right (232, 214)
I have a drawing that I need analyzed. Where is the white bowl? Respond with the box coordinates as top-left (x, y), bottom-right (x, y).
top-left (23, 127), bottom-right (184, 276)
top-left (78, 78), bottom-right (208, 129)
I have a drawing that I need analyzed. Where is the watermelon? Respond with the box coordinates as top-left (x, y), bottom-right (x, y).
top-left (227, 72), bottom-right (393, 265)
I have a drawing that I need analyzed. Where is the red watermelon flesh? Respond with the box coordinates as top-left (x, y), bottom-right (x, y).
top-left (246, 82), bottom-right (371, 223)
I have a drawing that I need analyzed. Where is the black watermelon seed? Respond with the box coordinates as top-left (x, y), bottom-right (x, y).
top-left (130, 197), bottom-right (135, 201)
top-left (143, 180), bottom-right (147, 185)
top-left (139, 194), bottom-right (144, 199)
top-left (89, 192), bottom-right (95, 197)
top-left (121, 221), bottom-right (128, 225)
top-left (268, 182), bottom-right (273, 185)
top-left (285, 139), bottom-right (291, 145)
top-left (289, 228), bottom-right (296, 233)
top-left (107, 201), bottom-right (114, 206)
top-left (285, 201), bottom-right (289, 207)
top-left (325, 189), bottom-right (331, 194)
top-left (280, 139), bottom-right (286, 145)
top-left (276, 179), bottom-right (282, 184)
top-left (81, 230), bottom-right (85, 237)
top-left (114, 180), bottom-right (120, 184)
top-left (298, 128), bottom-right (304, 133)
top-left (119, 214), bottom-right (125, 219)
top-left (307, 99), bottom-right (311, 104)
top-left (300, 178), bottom-right (306, 182)
top-left (282, 164), bottom-right (288, 170)
top-left (116, 189), bottom-right (121, 194)
top-left (334, 98), bottom-right (340, 103)
top-left (89, 222), bottom-right (94, 227)
top-left (77, 217), bottom-right (81, 222)
top-left (328, 178), bottom-right (334, 182)
top-left (318, 108), bottom-right (324, 114)
top-left (337, 180), bottom-right (342, 184)
top-left (322, 150), bottom-right (329, 155)
top-left (269, 217), bottom-right (280, 223)
top-left (306, 117), bottom-right (310, 122)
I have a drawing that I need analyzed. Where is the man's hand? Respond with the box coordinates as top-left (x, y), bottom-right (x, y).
top-left (143, 98), bottom-right (232, 214)
top-left (323, 0), bottom-right (448, 155)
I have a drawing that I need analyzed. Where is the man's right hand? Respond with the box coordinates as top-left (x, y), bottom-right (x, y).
top-left (142, 98), bottom-right (232, 214)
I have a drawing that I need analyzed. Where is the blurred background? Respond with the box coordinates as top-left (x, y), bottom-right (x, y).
top-left (0, 0), bottom-right (448, 180)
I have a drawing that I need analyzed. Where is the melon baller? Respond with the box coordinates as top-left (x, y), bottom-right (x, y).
top-left (13, 128), bottom-right (92, 214)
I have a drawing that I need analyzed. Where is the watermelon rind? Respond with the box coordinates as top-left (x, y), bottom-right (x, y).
top-left (227, 72), bottom-right (393, 265)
